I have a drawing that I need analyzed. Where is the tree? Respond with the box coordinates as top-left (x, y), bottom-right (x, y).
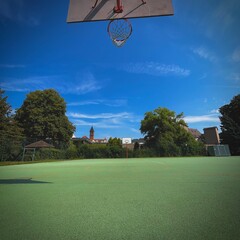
top-left (0, 89), bottom-right (14, 126)
top-left (140, 107), bottom-right (204, 156)
top-left (15, 89), bottom-right (75, 148)
top-left (107, 137), bottom-right (122, 147)
top-left (134, 142), bottom-right (140, 150)
top-left (0, 89), bottom-right (24, 161)
top-left (219, 94), bottom-right (240, 155)
top-left (140, 107), bottom-right (186, 148)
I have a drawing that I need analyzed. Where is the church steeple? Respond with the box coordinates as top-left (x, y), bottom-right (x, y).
top-left (90, 126), bottom-right (94, 140)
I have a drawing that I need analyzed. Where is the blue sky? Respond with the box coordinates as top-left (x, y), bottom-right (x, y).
top-left (0, 0), bottom-right (239, 139)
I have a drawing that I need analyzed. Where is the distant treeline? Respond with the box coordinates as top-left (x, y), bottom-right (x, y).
top-left (33, 143), bottom-right (205, 161)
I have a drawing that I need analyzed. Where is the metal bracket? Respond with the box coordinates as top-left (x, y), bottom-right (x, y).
top-left (92, 0), bottom-right (146, 12)
top-left (114, 0), bottom-right (123, 13)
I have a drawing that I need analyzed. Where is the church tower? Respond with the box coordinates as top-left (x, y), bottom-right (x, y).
top-left (90, 126), bottom-right (94, 141)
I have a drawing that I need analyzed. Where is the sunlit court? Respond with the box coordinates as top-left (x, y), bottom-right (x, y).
top-left (1, 0), bottom-right (240, 239)
top-left (1, 157), bottom-right (240, 240)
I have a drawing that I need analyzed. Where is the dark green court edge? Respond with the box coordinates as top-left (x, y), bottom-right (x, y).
top-left (0, 156), bottom-right (240, 240)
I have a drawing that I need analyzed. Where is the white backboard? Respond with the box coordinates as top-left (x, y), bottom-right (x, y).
top-left (122, 138), bottom-right (132, 144)
top-left (67, 0), bottom-right (174, 23)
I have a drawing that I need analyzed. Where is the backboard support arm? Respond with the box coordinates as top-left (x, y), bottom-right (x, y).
top-left (114, 0), bottom-right (123, 13)
top-left (113, 0), bottom-right (146, 13)
top-left (92, 0), bottom-right (146, 12)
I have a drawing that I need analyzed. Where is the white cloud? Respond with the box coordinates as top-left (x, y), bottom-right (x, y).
top-left (0, 0), bottom-right (40, 26)
top-left (74, 119), bottom-right (121, 129)
top-left (68, 111), bottom-right (140, 132)
top-left (184, 114), bottom-right (220, 124)
top-left (65, 72), bottom-right (102, 95)
top-left (0, 64), bottom-right (26, 68)
top-left (210, 109), bottom-right (219, 114)
top-left (124, 62), bottom-right (190, 77)
top-left (67, 99), bottom-right (127, 107)
top-left (100, 99), bottom-right (127, 107)
top-left (74, 79), bottom-right (101, 94)
top-left (68, 101), bottom-right (100, 106)
top-left (212, 2), bottom-right (234, 30)
top-left (0, 72), bottom-right (102, 95)
top-left (231, 73), bottom-right (240, 82)
top-left (201, 1), bottom-right (237, 39)
top-left (130, 128), bottom-right (140, 134)
top-left (199, 74), bottom-right (207, 80)
top-left (232, 48), bottom-right (240, 62)
top-left (68, 112), bottom-right (132, 120)
top-left (0, 77), bottom-right (44, 92)
top-left (192, 47), bottom-right (217, 62)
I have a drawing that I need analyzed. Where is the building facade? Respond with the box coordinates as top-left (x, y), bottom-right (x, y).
top-left (89, 127), bottom-right (107, 144)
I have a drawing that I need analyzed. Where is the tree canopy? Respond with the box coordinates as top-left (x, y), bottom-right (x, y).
top-left (0, 89), bottom-right (24, 161)
top-left (0, 88), bottom-right (23, 137)
top-left (15, 89), bottom-right (75, 148)
top-left (219, 94), bottom-right (240, 155)
top-left (0, 89), bottom-right (12, 126)
top-left (140, 107), bottom-right (204, 156)
top-left (107, 137), bottom-right (122, 147)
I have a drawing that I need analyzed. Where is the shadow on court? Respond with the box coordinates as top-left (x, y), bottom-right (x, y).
top-left (0, 178), bottom-right (52, 184)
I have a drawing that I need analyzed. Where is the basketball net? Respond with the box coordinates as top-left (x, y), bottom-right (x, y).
top-left (107, 19), bottom-right (132, 47)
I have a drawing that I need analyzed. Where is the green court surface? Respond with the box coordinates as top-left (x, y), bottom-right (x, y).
top-left (0, 157), bottom-right (240, 240)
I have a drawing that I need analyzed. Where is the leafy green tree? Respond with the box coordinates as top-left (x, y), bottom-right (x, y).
top-left (140, 107), bottom-right (186, 148)
top-left (0, 89), bottom-right (24, 161)
top-left (140, 107), bottom-right (204, 156)
top-left (15, 89), bottom-right (75, 148)
top-left (219, 94), bottom-right (240, 155)
top-left (0, 89), bottom-right (12, 124)
top-left (107, 137), bottom-right (122, 147)
top-left (134, 142), bottom-right (140, 150)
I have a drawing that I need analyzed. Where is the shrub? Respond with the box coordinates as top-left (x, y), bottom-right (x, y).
top-left (133, 148), bottom-right (157, 158)
top-left (35, 148), bottom-right (65, 160)
top-left (65, 142), bottom-right (78, 159)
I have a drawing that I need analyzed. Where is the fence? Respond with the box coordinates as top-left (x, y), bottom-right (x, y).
top-left (207, 145), bottom-right (231, 156)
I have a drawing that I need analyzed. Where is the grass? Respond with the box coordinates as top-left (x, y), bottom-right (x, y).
top-left (0, 156), bottom-right (240, 240)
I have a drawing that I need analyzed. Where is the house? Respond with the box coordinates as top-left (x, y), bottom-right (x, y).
top-left (203, 127), bottom-right (231, 156)
top-left (203, 127), bottom-right (220, 145)
top-left (182, 126), bottom-right (202, 141)
top-left (72, 127), bottom-right (107, 144)
top-left (187, 128), bottom-right (202, 141)
top-left (132, 138), bottom-right (145, 149)
top-left (72, 136), bottom-right (92, 145)
top-left (89, 127), bottom-right (108, 144)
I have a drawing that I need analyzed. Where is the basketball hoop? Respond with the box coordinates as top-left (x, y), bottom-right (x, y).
top-left (107, 19), bottom-right (132, 47)
top-left (67, 0), bottom-right (174, 47)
